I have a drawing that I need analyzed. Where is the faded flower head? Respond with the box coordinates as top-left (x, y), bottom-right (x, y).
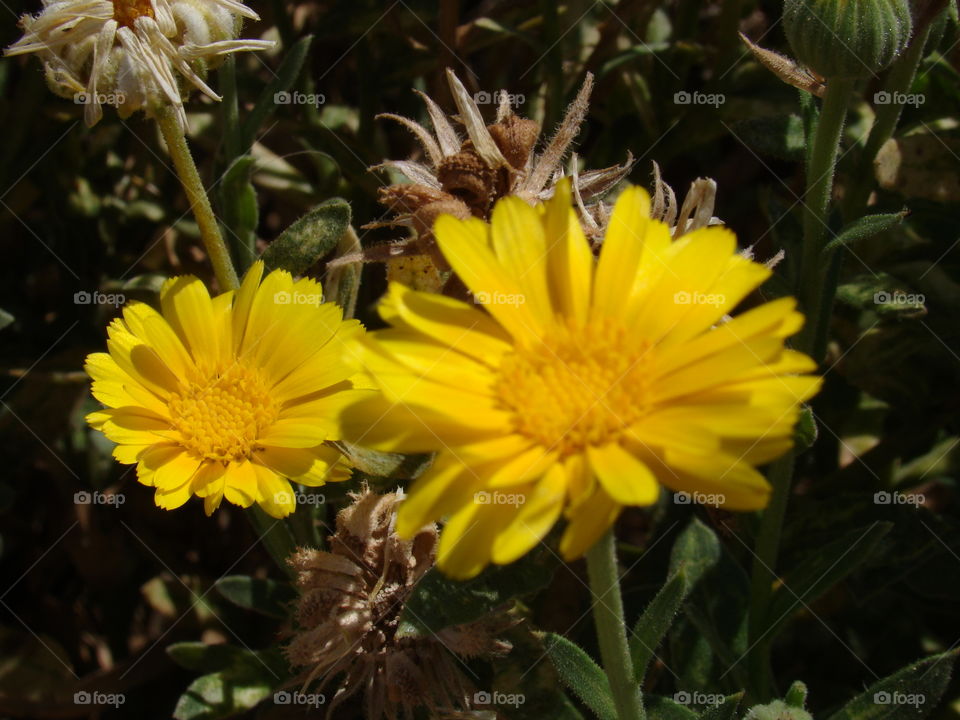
top-left (286, 488), bottom-right (511, 719)
top-left (330, 68), bottom-right (632, 291)
top-left (4, 0), bottom-right (274, 127)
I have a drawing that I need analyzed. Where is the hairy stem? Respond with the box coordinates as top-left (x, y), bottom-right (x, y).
top-left (156, 107), bottom-right (239, 291)
top-left (586, 530), bottom-right (645, 720)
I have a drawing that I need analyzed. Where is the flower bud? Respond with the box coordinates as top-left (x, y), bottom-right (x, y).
top-left (783, 0), bottom-right (913, 79)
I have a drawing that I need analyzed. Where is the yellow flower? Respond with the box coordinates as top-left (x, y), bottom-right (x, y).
top-left (340, 181), bottom-right (821, 579)
top-left (86, 261), bottom-right (366, 517)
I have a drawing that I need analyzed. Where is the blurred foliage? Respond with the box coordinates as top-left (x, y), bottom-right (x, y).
top-left (1, 0), bottom-right (960, 718)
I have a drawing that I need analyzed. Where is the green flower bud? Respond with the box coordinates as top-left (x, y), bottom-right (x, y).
top-left (783, 0), bottom-right (914, 79)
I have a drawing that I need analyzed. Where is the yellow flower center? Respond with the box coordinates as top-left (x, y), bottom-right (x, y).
top-left (495, 317), bottom-right (654, 457)
top-left (168, 364), bottom-right (279, 463)
top-left (112, 0), bottom-right (155, 28)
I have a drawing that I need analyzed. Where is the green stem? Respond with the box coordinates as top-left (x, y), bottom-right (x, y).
top-left (156, 107), bottom-right (239, 291)
top-left (796, 77), bottom-right (854, 359)
top-left (746, 450), bottom-right (795, 701)
top-left (843, 23), bottom-right (932, 221)
top-left (586, 530), bottom-right (644, 720)
top-left (245, 506), bottom-right (298, 578)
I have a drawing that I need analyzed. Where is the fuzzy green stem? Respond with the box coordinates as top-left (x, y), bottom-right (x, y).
top-left (746, 450), bottom-right (796, 701)
top-left (796, 77), bottom-right (854, 359)
top-left (156, 107), bottom-right (239, 291)
top-left (245, 506), bottom-right (298, 578)
top-left (843, 23), bottom-right (932, 221)
top-left (586, 530), bottom-right (644, 720)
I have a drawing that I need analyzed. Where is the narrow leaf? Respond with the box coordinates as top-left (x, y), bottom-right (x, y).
top-left (541, 632), bottom-right (618, 720)
top-left (214, 575), bottom-right (296, 619)
top-left (241, 35), bottom-right (313, 150)
top-left (631, 519), bottom-right (721, 681)
top-left (823, 210), bottom-right (908, 255)
top-left (219, 156), bottom-right (259, 273)
top-left (824, 651), bottom-right (957, 720)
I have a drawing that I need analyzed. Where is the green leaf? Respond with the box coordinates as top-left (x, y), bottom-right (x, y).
top-left (647, 695), bottom-right (700, 720)
top-left (764, 522), bottom-right (891, 637)
top-left (172, 648), bottom-right (288, 720)
top-left (835, 273), bottom-right (927, 318)
top-left (823, 210), bottom-right (908, 255)
top-left (241, 35), bottom-right (313, 150)
top-left (398, 545), bottom-right (558, 635)
top-left (214, 575), bottom-right (296, 619)
top-left (824, 651), bottom-right (957, 720)
top-left (259, 198), bottom-right (351, 276)
top-left (493, 626), bottom-right (584, 720)
top-left (631, 519), bottom-right (721, 681)
top-left (794, 406), bottom-right (818, 452)
top-left (219, 156), bottom-right (259, 273)
top-left (541, 632), bottom-right (617, 720)
top-left (700, 693), bottom-right (744, 720)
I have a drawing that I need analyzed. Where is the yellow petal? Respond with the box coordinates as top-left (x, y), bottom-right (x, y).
top-left (434, 214), bottom-right (545, 346)
top-left (436, 501), bottom-right (514, 580)
top-left (490, 195), bottom-right (553, 323)
top-left (593, 186), bottom-right (652, 318)
top-left (231, 260), bottom-right (264, 352)
top-left (160, 276), bottom-right (220, 367)
top-left (491, 465), bottom-right (565, 564)
top-left (544, 180), bottom-right (593, 326)
top-left (253, 464), bottom-right (296, 518)
top-left (587, 443), bottom-right (660, 506)
top-left (559, 488), bottom-right (620, 560)
top-left (223, 460), bottom-right (258, 508)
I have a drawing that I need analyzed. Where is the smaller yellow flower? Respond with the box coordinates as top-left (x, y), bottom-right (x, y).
top-left (86, 261), bottom-right (366, 517)
top-left (340, 181), bottom-right (821, 579)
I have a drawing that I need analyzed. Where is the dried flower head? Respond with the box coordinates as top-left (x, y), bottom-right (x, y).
top-left (329, 68), bottom-right (632, 290)
top-left (285, 488), bottom-right (511, 719)
top-left (4, 0), bottom-right (274, 127)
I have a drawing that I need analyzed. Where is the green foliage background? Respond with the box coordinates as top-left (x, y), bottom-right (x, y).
top-left (0, 0), bottom-right (959, 718)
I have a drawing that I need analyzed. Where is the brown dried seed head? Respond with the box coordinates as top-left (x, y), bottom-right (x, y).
top-left (488, 115), bottom-right (541, 172)
top-left (377, 184), bottom-right (449, 216)
top-left (437, 148), bottom-right (495, 215)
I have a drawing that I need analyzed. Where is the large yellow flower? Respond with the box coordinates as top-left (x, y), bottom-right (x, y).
top-left (340, 182), bottom-right (821, 579)
top-left (86, 261), bottom-right (366, 517)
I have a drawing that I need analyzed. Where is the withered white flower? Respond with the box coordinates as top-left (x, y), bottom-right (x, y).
top-left (4, 0), bottom-right (274, 127)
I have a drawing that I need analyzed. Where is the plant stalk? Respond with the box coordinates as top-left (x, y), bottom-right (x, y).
top-left (746, 450), bottom-right (796, 700)
top-left (586, 530), bottom-right (644, 720)
top-left (156, 107), bottom-right (239, 291)
top-left (796, 77), bottom-right (854, 359)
